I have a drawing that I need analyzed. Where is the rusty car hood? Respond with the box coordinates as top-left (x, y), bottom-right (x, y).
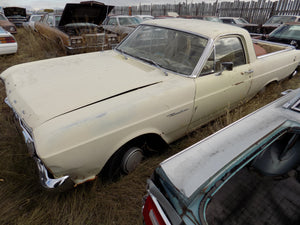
top-left (59, 2), bottom-right (114, 27)
top-left (4, 7), bottom-right (26, 17)
top-left (1, 51), bottom-right (168, 128)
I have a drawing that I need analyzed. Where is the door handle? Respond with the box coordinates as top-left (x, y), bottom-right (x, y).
top-left (242, 69), bottom-right (254, 75)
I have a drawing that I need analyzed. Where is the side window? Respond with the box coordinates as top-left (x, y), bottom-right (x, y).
top-left (201, 36), bottom-right (246, 76)
top-left (107, 18), bottom-right (117, 25)
top-left (42, 15), bottom-right (48, 23)
top-left (47, 15), bottom-right (54, 26)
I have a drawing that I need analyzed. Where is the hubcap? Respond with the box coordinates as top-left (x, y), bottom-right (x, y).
top-left (121, 147), bottom-right (144, 174)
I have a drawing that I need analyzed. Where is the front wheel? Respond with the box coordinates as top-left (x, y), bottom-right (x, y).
top-left (121, 147), bottom-right (144, 174)
top-left (102, 145), bottom-right (144, 181)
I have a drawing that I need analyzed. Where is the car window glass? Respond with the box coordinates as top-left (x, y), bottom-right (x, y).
top-left (117, 25), bottom-right (208, 75)
top-left (0, 14), bottom-right (6, 20)
top-left (47, 15), bottom-right (54, 26)
top-left (266, 16), bottom-right (296, 24)
top-left (119, 17), bottom-right (139, 26)
top-left (201, 37), bottom-right (246, 75)
top-left (222, 19), bottom-right (234, 24)
top-left (55, 16), bottom-right (61, 26)
top-left (236, 18), bottom-right (248, 24)
top-left (107, 18), bottom-right (117, 25)
top-left (271, 25), bottom-right (300, 40)
top-left (32, 15), bottom-right (42, 22)
top-left (215, 37), bottom-right (246, 69)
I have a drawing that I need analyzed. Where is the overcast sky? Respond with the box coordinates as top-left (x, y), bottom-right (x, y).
top-left (0, 0), bottom-right (218, 10)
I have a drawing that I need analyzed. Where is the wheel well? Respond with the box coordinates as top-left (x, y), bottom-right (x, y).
top-left (100, 133), bottom-right (168, 180)
top-left (121, 133), bottom-right (168, 154)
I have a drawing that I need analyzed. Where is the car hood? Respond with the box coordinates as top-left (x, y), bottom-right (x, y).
top-left (4, 7), bottom-right (26, 17)
top-left (1, 51), bottom-right (166, 128)
top-left (59, 2), bottom-right (114, 27)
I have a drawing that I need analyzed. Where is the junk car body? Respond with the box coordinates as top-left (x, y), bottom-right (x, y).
top-left (0, 26), bottom-right (17, 55)
top-left (262, 15), bottom-right (300, 34)
top-left (0, 19), bottom-right (299, 190)
top-left (266, 22), bottom-right (300, 49)
top-left (102, 15), bottom-right (140, 41)
top-left (219, 16), bottom-right (259, 34)
top-left (23, 14), bottom-right (43, 30)
top-left (3, 7), bottom-right (26, 27)
top-left (34, 2), bottom-right (116, 54)
top-left (0, 12), bottom-right (17, 34)
top-left (143, 88), bottom-right (300, 225)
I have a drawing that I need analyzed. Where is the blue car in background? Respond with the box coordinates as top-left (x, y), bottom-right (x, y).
top-left (143, 88), bottom-right (300, 225)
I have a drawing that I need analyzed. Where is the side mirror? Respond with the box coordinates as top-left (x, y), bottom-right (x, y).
top-left (222, 62), bottom-right (233, 71)
top-left (216, 62), bottom-right (233, 76)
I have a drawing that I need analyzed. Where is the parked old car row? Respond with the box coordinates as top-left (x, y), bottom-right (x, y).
top-left (1, 18), bottom-right (299, 191)
top-left (2, 1), bottom-right (299, 54)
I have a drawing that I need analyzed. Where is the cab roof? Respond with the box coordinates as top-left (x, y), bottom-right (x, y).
top-left (143, 18), bottom-right (250, 39)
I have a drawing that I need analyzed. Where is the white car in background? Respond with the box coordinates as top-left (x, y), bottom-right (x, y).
top-left (0, 26), bottom-right (17, 55)
top-left (23, 14), bottom-right (43, 30)
top-left (134, 15), bottom-right (154, 23)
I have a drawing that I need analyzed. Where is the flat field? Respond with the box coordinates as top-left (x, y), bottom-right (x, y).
top-left (0, 28), bottom-right (299, 225)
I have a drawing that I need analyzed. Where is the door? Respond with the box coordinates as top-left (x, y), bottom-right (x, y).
top-left (189, 36), bottom-right (253, 129)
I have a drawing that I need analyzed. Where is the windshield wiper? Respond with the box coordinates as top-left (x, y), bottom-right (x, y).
top-left (137, 56), bottom-right (168, 76)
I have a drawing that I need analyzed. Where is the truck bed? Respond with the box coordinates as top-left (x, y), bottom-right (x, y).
top-left (253, 40), bottom-right (293, 57)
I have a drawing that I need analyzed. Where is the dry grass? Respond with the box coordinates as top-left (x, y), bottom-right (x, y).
top-left (0, 28), bottom-right (300, 224)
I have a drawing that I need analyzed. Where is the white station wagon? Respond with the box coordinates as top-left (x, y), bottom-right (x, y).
top-left (0, 19), bottom-right (299, 190)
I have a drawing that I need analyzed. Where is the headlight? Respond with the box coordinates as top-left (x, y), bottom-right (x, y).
top-left (71, 38), bottom-right (83, 45)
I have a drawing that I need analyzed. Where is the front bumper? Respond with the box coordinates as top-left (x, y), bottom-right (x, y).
top-left (4, 97), bottom-right (74, 191)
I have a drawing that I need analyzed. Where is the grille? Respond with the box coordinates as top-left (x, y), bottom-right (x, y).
top-left (84, 33), bottom-right (105, 47)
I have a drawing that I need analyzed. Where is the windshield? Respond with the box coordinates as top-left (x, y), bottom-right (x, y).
top-left (119, 17), bottom-right (139, 26)
top-left (236, 18), bottom-right (249, 24)
top-left (0, 14), bottom-right (6, 20)
top-left (55, 15), bottom-right (61, 26)
top-left (31, 15), bottom-right (42, 22)
top-left (116, 25), bottom-right (208, 75)
top-left (203, 17), bottom-right (222, 22)
top-left (265, 16), bottom-right (296, 24)
top-left (270, 24), bottom-right (300, 41)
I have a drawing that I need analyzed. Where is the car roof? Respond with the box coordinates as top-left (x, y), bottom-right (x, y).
top-left (142, 18), bottom-right (248, 39)
top-left (159, 89), bottom-right (300, 198)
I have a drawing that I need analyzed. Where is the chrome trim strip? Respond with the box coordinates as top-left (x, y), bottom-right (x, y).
top-left (4, 97), bottom-right (11, 108)
top-left (19, 117), bottom-right (33, 143)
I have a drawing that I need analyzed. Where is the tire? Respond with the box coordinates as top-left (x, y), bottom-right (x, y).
top-left (102, 145), bottom-right (144, 181)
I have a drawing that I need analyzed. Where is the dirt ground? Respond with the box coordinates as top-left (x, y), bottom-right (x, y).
top-left (0, 28), bottom-right (299, 225)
